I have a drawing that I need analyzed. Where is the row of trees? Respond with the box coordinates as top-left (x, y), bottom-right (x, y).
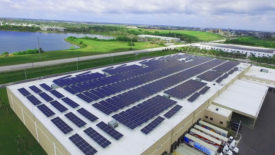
top-left (0, 25), bottom-right (40, 32)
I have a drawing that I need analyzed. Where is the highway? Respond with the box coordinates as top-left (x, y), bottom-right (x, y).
top-left (0, 44), bottom-right (190, 73)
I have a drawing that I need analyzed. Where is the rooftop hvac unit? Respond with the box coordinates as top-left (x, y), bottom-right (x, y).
top-left (108, 120), bottom-right (118, 128)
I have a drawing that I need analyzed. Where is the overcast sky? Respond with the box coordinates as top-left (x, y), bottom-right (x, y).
top-left (0, 0), bottom-right (274, 31)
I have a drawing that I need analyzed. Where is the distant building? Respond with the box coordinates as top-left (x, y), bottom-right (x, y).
top-left (41, 26), bottom-right (66, 32)
top-left (193, 43), bottom-right (275, 57)
top-left (126, 26), bottom-right (138, 29)
top-left (138, 34), bottom-right (181, 42)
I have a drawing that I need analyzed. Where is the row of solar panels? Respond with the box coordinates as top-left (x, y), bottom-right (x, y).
top-left (68, 121), bottom-right (124, 155)
top-left (90, 58), bottom-right (214, 115)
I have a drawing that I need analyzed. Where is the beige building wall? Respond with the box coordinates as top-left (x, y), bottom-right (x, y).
top-left (7, 88), bottom-right (70, 155)
top-left (204, 109), bottom-right (231, 128)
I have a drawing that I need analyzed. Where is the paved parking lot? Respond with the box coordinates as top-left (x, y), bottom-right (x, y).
top-left (238, 88), bottom-right (275, 155)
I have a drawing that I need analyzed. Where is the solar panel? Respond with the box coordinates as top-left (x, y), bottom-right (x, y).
top-left (37, 104), bottom-right (55, 117)
top-left (77, 93), bottom-right (93, 103)
top-left (50, 100), bottom-right (68, 112)
top-left (26, 95), bottom-right (41, 105)
top-left (40, 83), bottom-right (52, 91)
top-left (199, 86), bottom-right (210, 94)
top-left (39, 92), bottom-right (54, 102)
top-left (164, 105), bottom-right (182, 119)
top-left (29, 85), bottom-right (42, 94)
top-left (50, 89), bottom-right (64, 98)
top-left (18, 88), bottom-right (31, 96)
top-left (65, 112), bottom-right (86, 127)
top-left (69, 134), bottom-right (97, 155)
top-left (84, 127), bottom-right (111, 148)
top-left (62, 97), bottom-right (79, 108)
top-left (187, 92), bottom-right (200, 102)
top-left (96, 122), bottom-right (123, 140)
top-left (141, 116), bottom-right (164, 134)
top-left (77, 108), bottom-right (98, 122)
top-left (51, 117), bottom-right (73, 134)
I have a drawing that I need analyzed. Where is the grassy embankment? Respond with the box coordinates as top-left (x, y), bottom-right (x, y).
top-left (0, 38), bottom-right (162, 66)
top-left (0, 50), bottom-right (179, 155)
top-left (225, 37), bottom-right (275, 48)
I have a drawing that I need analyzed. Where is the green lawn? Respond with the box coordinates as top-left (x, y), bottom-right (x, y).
top-left (0, 50), bottom-right (178, 155)
top-left (0, 39), bottom-right (162, 66)
top-left (127, 28), bottom-right (223, 42)
top-left (225, 37), bottom-right (275, 48)
top-left (0, 88), bottom-right (46, 155)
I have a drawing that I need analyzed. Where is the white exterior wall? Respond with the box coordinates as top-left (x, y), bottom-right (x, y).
top-left (198, 45), bottom-right (274, 58)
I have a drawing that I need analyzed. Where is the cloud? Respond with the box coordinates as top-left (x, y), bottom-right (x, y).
top-left (0, 0), bottom-right (274, 31)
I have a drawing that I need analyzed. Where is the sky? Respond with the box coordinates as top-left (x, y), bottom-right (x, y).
top-left (0, 0), bottom-right (274, 31)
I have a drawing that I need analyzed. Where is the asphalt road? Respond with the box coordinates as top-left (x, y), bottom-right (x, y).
top-left (0, 44), bottom-right (189, 73)
top-left (238, 88), bottom-right (275, 155)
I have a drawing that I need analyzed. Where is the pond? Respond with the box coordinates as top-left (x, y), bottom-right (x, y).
top-left (0, 30), bottom-right (114, 53)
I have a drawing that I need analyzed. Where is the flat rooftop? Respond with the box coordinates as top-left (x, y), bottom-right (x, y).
top-left (8, 53), bottom-right (248, 155)
top-left (213, 79), bottom-right (268, 118)
top-left (202, 43), bottom-right (275, 54)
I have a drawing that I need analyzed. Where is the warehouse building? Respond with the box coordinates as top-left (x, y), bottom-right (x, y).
top-left (138, 35), bottom-right (181, 42)
top-left (193, 43), bottom-right (275, 57)
top-left (7, 53), bottom-right (275, 155)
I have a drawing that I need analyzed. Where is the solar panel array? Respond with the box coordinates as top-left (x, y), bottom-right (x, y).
top-left (96, 122), bottom-right (123, 140)
top-left (112, 95), bottom-right (176, 129)
top-left (164, 105), bottom-right (182, 119)
top-left (165, 80), bottom-right (206, 99)
top-left (14, 54), bottom-right (242, 155)
top-left (141, 116), bottom-right (165, 134)
top-left (37, 104), bottom-right (55, 117)
top-left (69, 134), bottom-right (97, 155)
top-left (50, 100), bottom-right (68, 112)
top-left (65, 112), bottom-right (86, 127)
top-left (77, 108), bottom-right (98, 122)
top-left (51, 117), bottom-right (73, 134)
top-left (84, 127), bottom-right (111, 148)
top-left (18, 88), bottom-right (31, 96)
top-left (27, 95), bottom-right (41, 105)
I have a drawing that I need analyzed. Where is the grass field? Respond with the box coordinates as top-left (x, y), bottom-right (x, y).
top-left (225, 37), bottom-right (275, 48)
top-left (127, 28), bottom-right (223, 42)
top-left (0, 50), bottom-right (179, 155)
top-left (0, 38), bottom-right (161, 66)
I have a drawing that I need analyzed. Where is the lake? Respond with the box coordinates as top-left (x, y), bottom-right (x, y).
top-left (0, 31), bottom-right (114, 53)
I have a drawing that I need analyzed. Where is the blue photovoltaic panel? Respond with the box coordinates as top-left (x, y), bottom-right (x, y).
top-left (18, 88), bottom-right (31, 96)
top-left (50, 100), bottom-right (68, 112)
top-left (50, 89), bottom-right (64, 98)
top-left (51, 117), bottom-right (73, 134)
top-left (96, 122), bottom-right (123, 140)
top-left (199, 86), bottom-right (210, 94)
top-left (62, 97), bottom-right (79, 108)
top-left (77, 93), bottom-right (93, 103)
top-left (187, 92), bottom-right (200, 102)
top-left (29, 85), bottom-right (42, 94)
top-left (27, 95), bottom-right (41, 105)
top-left (40, 83), bottom-right (52, 91)
top-left (65, 112), bottom-right (86, 127)
top-left (37, 104), bottom-right (55, 117)
top-left (84, 127), bottom-right (111, 148)
top-left (69, 134), bottom-right (97, 155)
top-left (77, 108), bottom-right (98, 122)
top-left (141, 116), bottom-right (165, 134)
top-left (39, 92), bottom-right (54, 102)
top-left (164, 105), bottom-right (182, 119)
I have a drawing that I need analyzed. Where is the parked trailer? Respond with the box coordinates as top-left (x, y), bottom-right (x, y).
top-left (184, 134), bottom-right (218, 155)
top-left (194, 125), bottom-right (228, 143)
top-left (198, 120), bottom-right (228, 137)
top-left (190, 128), bottom-right (222, 147)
